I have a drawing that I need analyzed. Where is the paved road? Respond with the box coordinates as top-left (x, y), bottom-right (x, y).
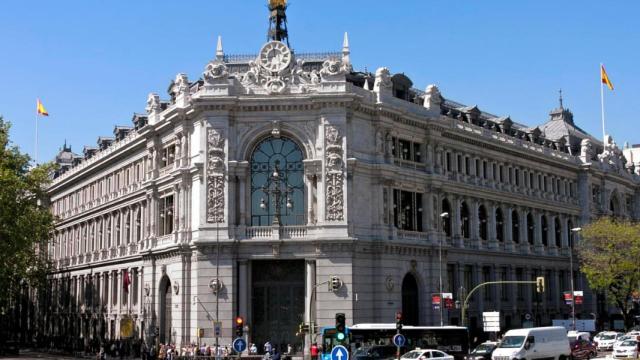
top-left (1, 350), bottom-right (92, 360)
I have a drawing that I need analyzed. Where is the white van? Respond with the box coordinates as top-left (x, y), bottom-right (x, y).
top-left (492, 326), bottom-right (571, 360)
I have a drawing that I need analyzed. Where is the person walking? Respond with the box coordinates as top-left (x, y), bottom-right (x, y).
top-left (310, 343), bottom-right (319, 360)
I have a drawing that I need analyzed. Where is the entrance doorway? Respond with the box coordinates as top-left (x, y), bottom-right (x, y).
top-left (252, 260), bottom-right (305, 354)
top-left (159, 276), bottom-right (172, 344)
top-left (402, 273), bottom-right (419, 325)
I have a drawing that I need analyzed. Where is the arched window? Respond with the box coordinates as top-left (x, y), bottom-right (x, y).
top-left (461, 202), bottom-right (470, 239)
top-left (554, 217), bottom-right (562, 247)
top-left (479, 205), bottom-right (488, 240)
top-left (526, 213), bottom-right (534, 245)
top-left (512, 210), bottom-right (520, 243)
top-left (250, 136), bottom-right (305, 226)
top-left (496, 208), bottom-right (504, 242)
top-left (541, 216), bottom-right (548, 246)
top-left (401, 273), bottom-right (419, 326)
top-left (442, 199), bottom-right (452, 237)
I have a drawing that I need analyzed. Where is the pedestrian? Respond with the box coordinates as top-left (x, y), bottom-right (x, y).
top-left (250, 343), bottom-right (258, 355)
top-left (98, 346), bottom-right (106, 360)
top-left (286, 344), bottom-right (293, 355)
top-left (265, 341), bottom-right (272, 355)
top-left (310, 343), bottom-right (319, 360)
top-left (272, 348), bottom-right (281, 360)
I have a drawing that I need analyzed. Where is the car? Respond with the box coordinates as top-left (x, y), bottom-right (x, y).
top-left (595, 332), bottom-right (623, 351)
top-left (354, 345), bottom-right (403, 360)
top-left (491, 327), bottom-right (571, 360)
top-left (612, 340), bottom-right (639, 358)
top-left (613, 335), bottom-right (636, 349)
top-left (401, 349), bottom-right (454, 360)
top-left (465, 342), bottom-right (498, 360)
top-left (570, 338), bottom-right (597, 360)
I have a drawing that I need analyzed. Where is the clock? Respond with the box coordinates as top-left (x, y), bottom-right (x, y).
top-left (259, 41), bottom-right (292, 72)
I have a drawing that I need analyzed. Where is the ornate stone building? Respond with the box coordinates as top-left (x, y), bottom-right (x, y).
top-left (42, 2), bottom-right (639, 354)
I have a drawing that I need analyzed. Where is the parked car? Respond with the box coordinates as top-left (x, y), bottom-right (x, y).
top-left (401, 349), bottom-right (454, 360)
top-left (465, 342), bottom-right (498, 360)
top-left (567, 331), bottom-right (591, 342)
top-left (491, 326), bottom-right (571, 360)
top-left (613, 335), bottom-right (636, 349)
top-left (595, 332), bottom-right (623, 351)
top-left (612, 340), bottom-right (639, 358)
top-left (354, 345), bottom-right (403, 360)
top-left (570, 338), bottom-right (597, 360)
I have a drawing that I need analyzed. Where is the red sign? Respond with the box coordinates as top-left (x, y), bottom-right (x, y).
top-left (432, 293), bottom-right (442, 309)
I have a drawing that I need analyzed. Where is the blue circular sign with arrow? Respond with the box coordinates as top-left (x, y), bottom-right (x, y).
top-left (331, 345), bottom-right (349, 360)
top-left (233, 338), bottom-right (247, 353)
top-left (393, 334), bottom-right (406, 347)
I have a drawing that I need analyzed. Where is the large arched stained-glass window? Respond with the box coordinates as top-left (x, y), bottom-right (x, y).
top-left (251, 137), bottom-right (305, 226)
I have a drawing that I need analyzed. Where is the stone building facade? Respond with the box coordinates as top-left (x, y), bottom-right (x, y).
top-left (42, 20), bottom-right (639, 354)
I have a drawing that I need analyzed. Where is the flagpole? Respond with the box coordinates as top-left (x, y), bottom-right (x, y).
top-left (35, 106), bottom-right (39, 165)
top-left (600, 63), bottom-right (606, 141)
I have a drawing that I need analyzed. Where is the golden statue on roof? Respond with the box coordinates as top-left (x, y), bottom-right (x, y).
top-left (269, 0), bottom-right (286, 8)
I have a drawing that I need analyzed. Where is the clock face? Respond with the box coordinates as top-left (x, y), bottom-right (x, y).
top-left (259, 41), bottom-right (292, 72)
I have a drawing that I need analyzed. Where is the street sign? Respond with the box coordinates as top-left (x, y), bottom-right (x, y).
top-left (482, 311), bottom-right (500, 332)
top-left (331, 345), bottom-right (349, 360)
top-left (443, 293), bottom-right (454, 309)
top-left (233, 338), bottom-right (247, 353)
top-left (431, 293), bottom-right (442, 309)
top-left (393, 334), bottom-right (406, 347)
top-left (214, 321), bottom-right (222, 337)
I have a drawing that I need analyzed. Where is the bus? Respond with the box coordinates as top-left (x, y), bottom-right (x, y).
top-left (321, 324), bottom-right (469, 360)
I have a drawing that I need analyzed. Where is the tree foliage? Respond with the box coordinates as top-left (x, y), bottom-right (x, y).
top-left (0, 116), bottom-right (56, 313)
top-left (577, 217), bottom-right (640, 329)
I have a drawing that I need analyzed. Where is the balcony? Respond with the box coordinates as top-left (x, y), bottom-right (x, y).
top-left (245, 225), bottom-right (309, 240)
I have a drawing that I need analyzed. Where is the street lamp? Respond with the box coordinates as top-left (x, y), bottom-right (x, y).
top-left (439, 212), bottom-right (449, 327)
top-left (570, 227), bottom-right (582, 331)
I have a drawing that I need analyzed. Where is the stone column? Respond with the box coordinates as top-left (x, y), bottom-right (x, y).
top-left (474, 264), bottom-right (484, 312)
top-left (305, 260), bottom-right (316, 358)
top-left (451, 196), bottom-right (462, 247)
top-left (553, 268), bottom-right (561, 312)
top-left (238, 261), bottom-right (249, 319)
top-left (505, 207), bottom-right (514, 251)
top-left (423, 191), bottom-right (434, 234)
top-left (488, 203), bottom-right (497, 249)
top-left (238, 162), bottom-right (249, 227)
top-left (534, 212), bottom-right (544, 253)
top-left (470, 200), bottom-right (480, 248)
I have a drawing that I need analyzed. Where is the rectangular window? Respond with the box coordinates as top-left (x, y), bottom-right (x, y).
top-left (447, 264), bottom-right (456, 294)
top-left (483, 267), bottom-right (491, 301)
top-left (483, 161), bottom-right (488, 179)
top-left (516, 268), bottom-right (524, 300)
top-left (413, 143), bottom-right (421, 163)
top-left (393, 189), bottom-right (423, 232)
top-left (159, 195), bottom-right (174, 236)
top-left (465, 157), bottom-right (470, 174)
top-left (457, 155), bottom-right (463, 173)
top-left (161, 144), bottom-right (177, 168)
top-left (464, 265), bottom-right (473, 301)
top-left (515, 168), bottom-right (520, 186)
top-left (446, 153), bottom-right (452, 172)
top-left (475, 159), bottom-right (480, 177)
top-left (500, 267), bottom-right (508, 301)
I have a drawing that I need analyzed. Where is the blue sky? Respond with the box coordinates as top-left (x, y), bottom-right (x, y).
top-left (1, 1), bottom-right (638, 162)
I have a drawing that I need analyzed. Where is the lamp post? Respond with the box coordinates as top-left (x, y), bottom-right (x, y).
top-left (570, 227), bottom-right (582, 331)
top-left (260, 160), bottom-right (294, 226)
top-left (439, 212), bottom-right (450, 327)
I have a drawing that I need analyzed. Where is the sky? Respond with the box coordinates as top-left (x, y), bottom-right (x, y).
top-left (1, 0), bottom-right (639, 163)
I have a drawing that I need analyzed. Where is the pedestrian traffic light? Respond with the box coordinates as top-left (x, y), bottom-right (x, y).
top-left (335, 313), bottom-right (346, 333)
top-left (235, 316), bottom-right (244, 337)
top-left (536, 276), bottom-right (545, 293)
top-left (395, 311), bottom-right (403, 330)
top-left (330, 276), bottom-right (342, 292)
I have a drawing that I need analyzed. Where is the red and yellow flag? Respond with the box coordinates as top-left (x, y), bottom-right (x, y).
top-left (601, 64), bottom-right (614, 91)
top-left (36, 99), bottom-right (49, 116)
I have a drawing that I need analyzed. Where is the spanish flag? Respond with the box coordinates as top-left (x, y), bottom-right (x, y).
top-left (36, 99), bottom-right (49, 116)
top-left (601, 64), bottom-right (614, 91)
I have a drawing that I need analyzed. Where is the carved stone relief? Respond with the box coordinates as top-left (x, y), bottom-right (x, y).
top-left (207, 128), bottom-right (225, 223)
top-left (325, 125), bottom-right (344, 221)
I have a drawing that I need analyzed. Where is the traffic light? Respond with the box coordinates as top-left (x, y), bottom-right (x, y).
top-left (395, 311), bottom-right (403, 331)
top-left (235, 316), bottom-right (244, 337)
top-left (536, 276), bottom-right (545, 293)
top-left (330, 276), bottom-right (342, 292)
top-left (335, 313), bottom-right (346, 333)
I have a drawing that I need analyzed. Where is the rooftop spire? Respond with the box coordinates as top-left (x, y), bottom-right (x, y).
top-left (559, 88), bottom-right (564, 109)
top-left (342, 32), bottom-right (351, 67)
top-left (268, 0), bottom-right (290, 47)
top-left (216, 35), bottom-right (224, 61)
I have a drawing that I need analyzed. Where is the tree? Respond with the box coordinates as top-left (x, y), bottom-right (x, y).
top-left (0, 116), bottom-right (56, 330)
top-left (576, 217), bottom-right (640, 330)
